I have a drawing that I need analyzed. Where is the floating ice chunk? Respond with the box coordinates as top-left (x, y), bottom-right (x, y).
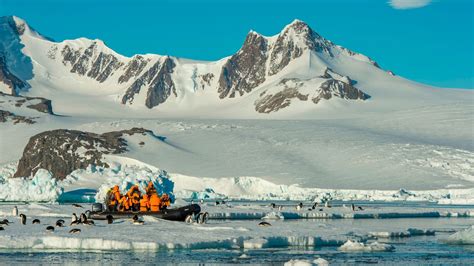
top-left (284, 259), bottom-right (314, 266)
top-left (369, 228), bottom-right (435, 238)
top-left (312, 258), bottom-right (329, 265)
top-left (262, 211), bottom-right (284, 220)
top-left (338, 240), bottom-right (395, 252)
top-left (284, 258), bottom-right (329, 266)
top-left (445, 225), bottom-right (474, 245)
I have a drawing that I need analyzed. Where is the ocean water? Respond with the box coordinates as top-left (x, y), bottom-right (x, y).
top-left (0, 239), bottom-right (473, 265)
top-left (0, 201), bottom-right (473, 265)
top-left (1, 218), bottom-right (473, 265)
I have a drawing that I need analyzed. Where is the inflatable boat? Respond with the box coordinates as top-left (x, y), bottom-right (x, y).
top-left (89, 203), bottom-right (202, 222)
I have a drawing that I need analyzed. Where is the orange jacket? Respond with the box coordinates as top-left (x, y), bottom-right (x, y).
top-left (149, 194), bottom-right (161, 212)
top-left (160, 194), bottom-right (170, 209)
top-left (146, 181), bottom-right (156, 196)
top-left (131, 191), bottom-right (141, 205)
top-left (110, 186), bottom-right (121, 205)
top-left (140, 195), bottom-right (150, 212)
top-left (127, 185), bottom-right (141, 205)
top-left (119, 196), bottom-right (130, 211)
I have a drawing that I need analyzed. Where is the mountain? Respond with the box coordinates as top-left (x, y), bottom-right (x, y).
top-left (0, 16), bottom-right (469, 118)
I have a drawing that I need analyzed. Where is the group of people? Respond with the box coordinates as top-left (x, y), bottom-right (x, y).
top-left (105, 181), bottom-right (170, 212)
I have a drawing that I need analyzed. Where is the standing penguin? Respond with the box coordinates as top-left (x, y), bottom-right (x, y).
top-left (79, 213), bottom-right (87, 224)
top-left (106, 214), bottom-right (114, 224)
top-left (12, 206), bottom-right (18, 217)
top-left (351, 204), bottom-right (355, 212)
top-left (19, 214), bottom-right (26, 225)
top-left (71, 213), bottom-right (78, 223)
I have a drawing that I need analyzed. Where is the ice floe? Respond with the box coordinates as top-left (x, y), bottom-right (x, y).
top-left (444, 225), bottom-right (474, 245)
top-left (338, 240), bottom-right (395, 252)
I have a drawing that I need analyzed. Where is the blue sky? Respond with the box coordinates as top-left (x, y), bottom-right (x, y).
top-left (0, 0), bottom-right (472, 88)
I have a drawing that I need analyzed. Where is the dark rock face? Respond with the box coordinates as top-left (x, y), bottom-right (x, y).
top-left (0, 54), bottom-right (29, 96)
top-left (0, 91), bottom-right (54, 114)
top-left (122, 57), bottom-right (176, 108)
top-left (255, 82), bottom-right (309, 113)
top-left (218, 32), bottom-right (268, 98)
top-left (0, 110), bottom-right (36, 124)
top-left (118, 55), bottom-right (149, 84)
top-left (312, 79), bottom-right (369, 104)
top-left (269, 21), bottom-right (333, 76)
top-left (13, 127), bottom-right (154, 180)
top-left (255, 73), bottom-right (370, 113)
top-left (61, 43), bottom-right (124, 83)
top-left (198, 73), bottom-right (214, 90)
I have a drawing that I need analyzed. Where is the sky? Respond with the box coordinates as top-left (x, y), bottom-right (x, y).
top-left (0, 0), bottom-right (473, 88)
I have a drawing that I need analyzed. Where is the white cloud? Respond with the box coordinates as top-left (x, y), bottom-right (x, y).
top-left (389, 0), bottom-right (432, 9)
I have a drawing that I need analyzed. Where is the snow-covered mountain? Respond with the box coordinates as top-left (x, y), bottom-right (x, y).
top-left (2, 15), bottom-right (461, 118)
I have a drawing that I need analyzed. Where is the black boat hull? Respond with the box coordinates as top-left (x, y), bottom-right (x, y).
top-left (90, 204), bottom-right (201, 222)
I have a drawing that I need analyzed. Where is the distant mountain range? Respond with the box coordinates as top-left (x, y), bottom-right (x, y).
top-left (0, 16), bottom-right (467, 117)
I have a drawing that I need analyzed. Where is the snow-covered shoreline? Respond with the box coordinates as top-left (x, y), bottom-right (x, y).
top-left (1, 160), bottom-right (474, 205)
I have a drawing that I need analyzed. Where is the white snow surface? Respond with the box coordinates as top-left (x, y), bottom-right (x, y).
top-left (0, 17), bottom-right (473, 204)
top-left (2, 157), bottom-right (474, 204)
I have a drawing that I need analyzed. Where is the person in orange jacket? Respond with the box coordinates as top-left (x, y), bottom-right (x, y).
top-left (139, 194), bottom-right (150, 212)
top-left (146, 181), bottom-right (156, 196)
top-left (127, 185), bottom-right (141, 211)
top-left (106, 185), bottom-right (122, 211)
top-left (119, 195), bottom-right (130, 211)
top-left (149, 193), bottom-right (161, 212)
top-left (160, 193), bottom-right (171, 210)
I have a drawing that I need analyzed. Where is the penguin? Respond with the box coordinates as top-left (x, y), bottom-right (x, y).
top-left (215, 201), bottom-right (220, 206)
top-left (46, 226), bottom-right (55, 232)
top-left (351, 204), bottom-right (356, 212)
top-left (32, 219), bottom-right (41, 224)
top-left (319, 208), bottom-right (324, 212)
top-left (358, 206), bottom-right (364, 211)
top-left (19, 214), bottom-right (26, 225)
top-left (296, 202), bottom-right (303, 210)
top-left (72, 204), bottom-right (84, 208)
top-left (132, 215), bottom-right (139, 222)
top-left (0, 219), bottom-right (10, 226)
top-left (325, 201), bottom-right (331, 208)
top-left (71, 213), bottom-right (78, 223)
top-left (56, 220), bottom-right (65, 227)
top-left (12, 206), bottom-right (18, 217)
top-left (69, 228), bottom-right (81, 234)
top-left (258, 221), bottom-right (272, 227)
top-left (270, 203), bottom-right (276, 209)
top-left (106, 214), bottom-right (113, 224)
top-left (57, 219), bottom-right (65, 224)
top-left (79, 213), bottom-right (87, 223)
top-left (0, 226), bottom-right (4, 231)
top-left (278, 205), bottom-right (284, 211)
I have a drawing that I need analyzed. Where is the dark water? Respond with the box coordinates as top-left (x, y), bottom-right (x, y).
top-left (1, 235), bottom-right (473, 265)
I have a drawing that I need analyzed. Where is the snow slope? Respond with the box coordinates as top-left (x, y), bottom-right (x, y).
top-left (0, 16), bottom-right (473, 201)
